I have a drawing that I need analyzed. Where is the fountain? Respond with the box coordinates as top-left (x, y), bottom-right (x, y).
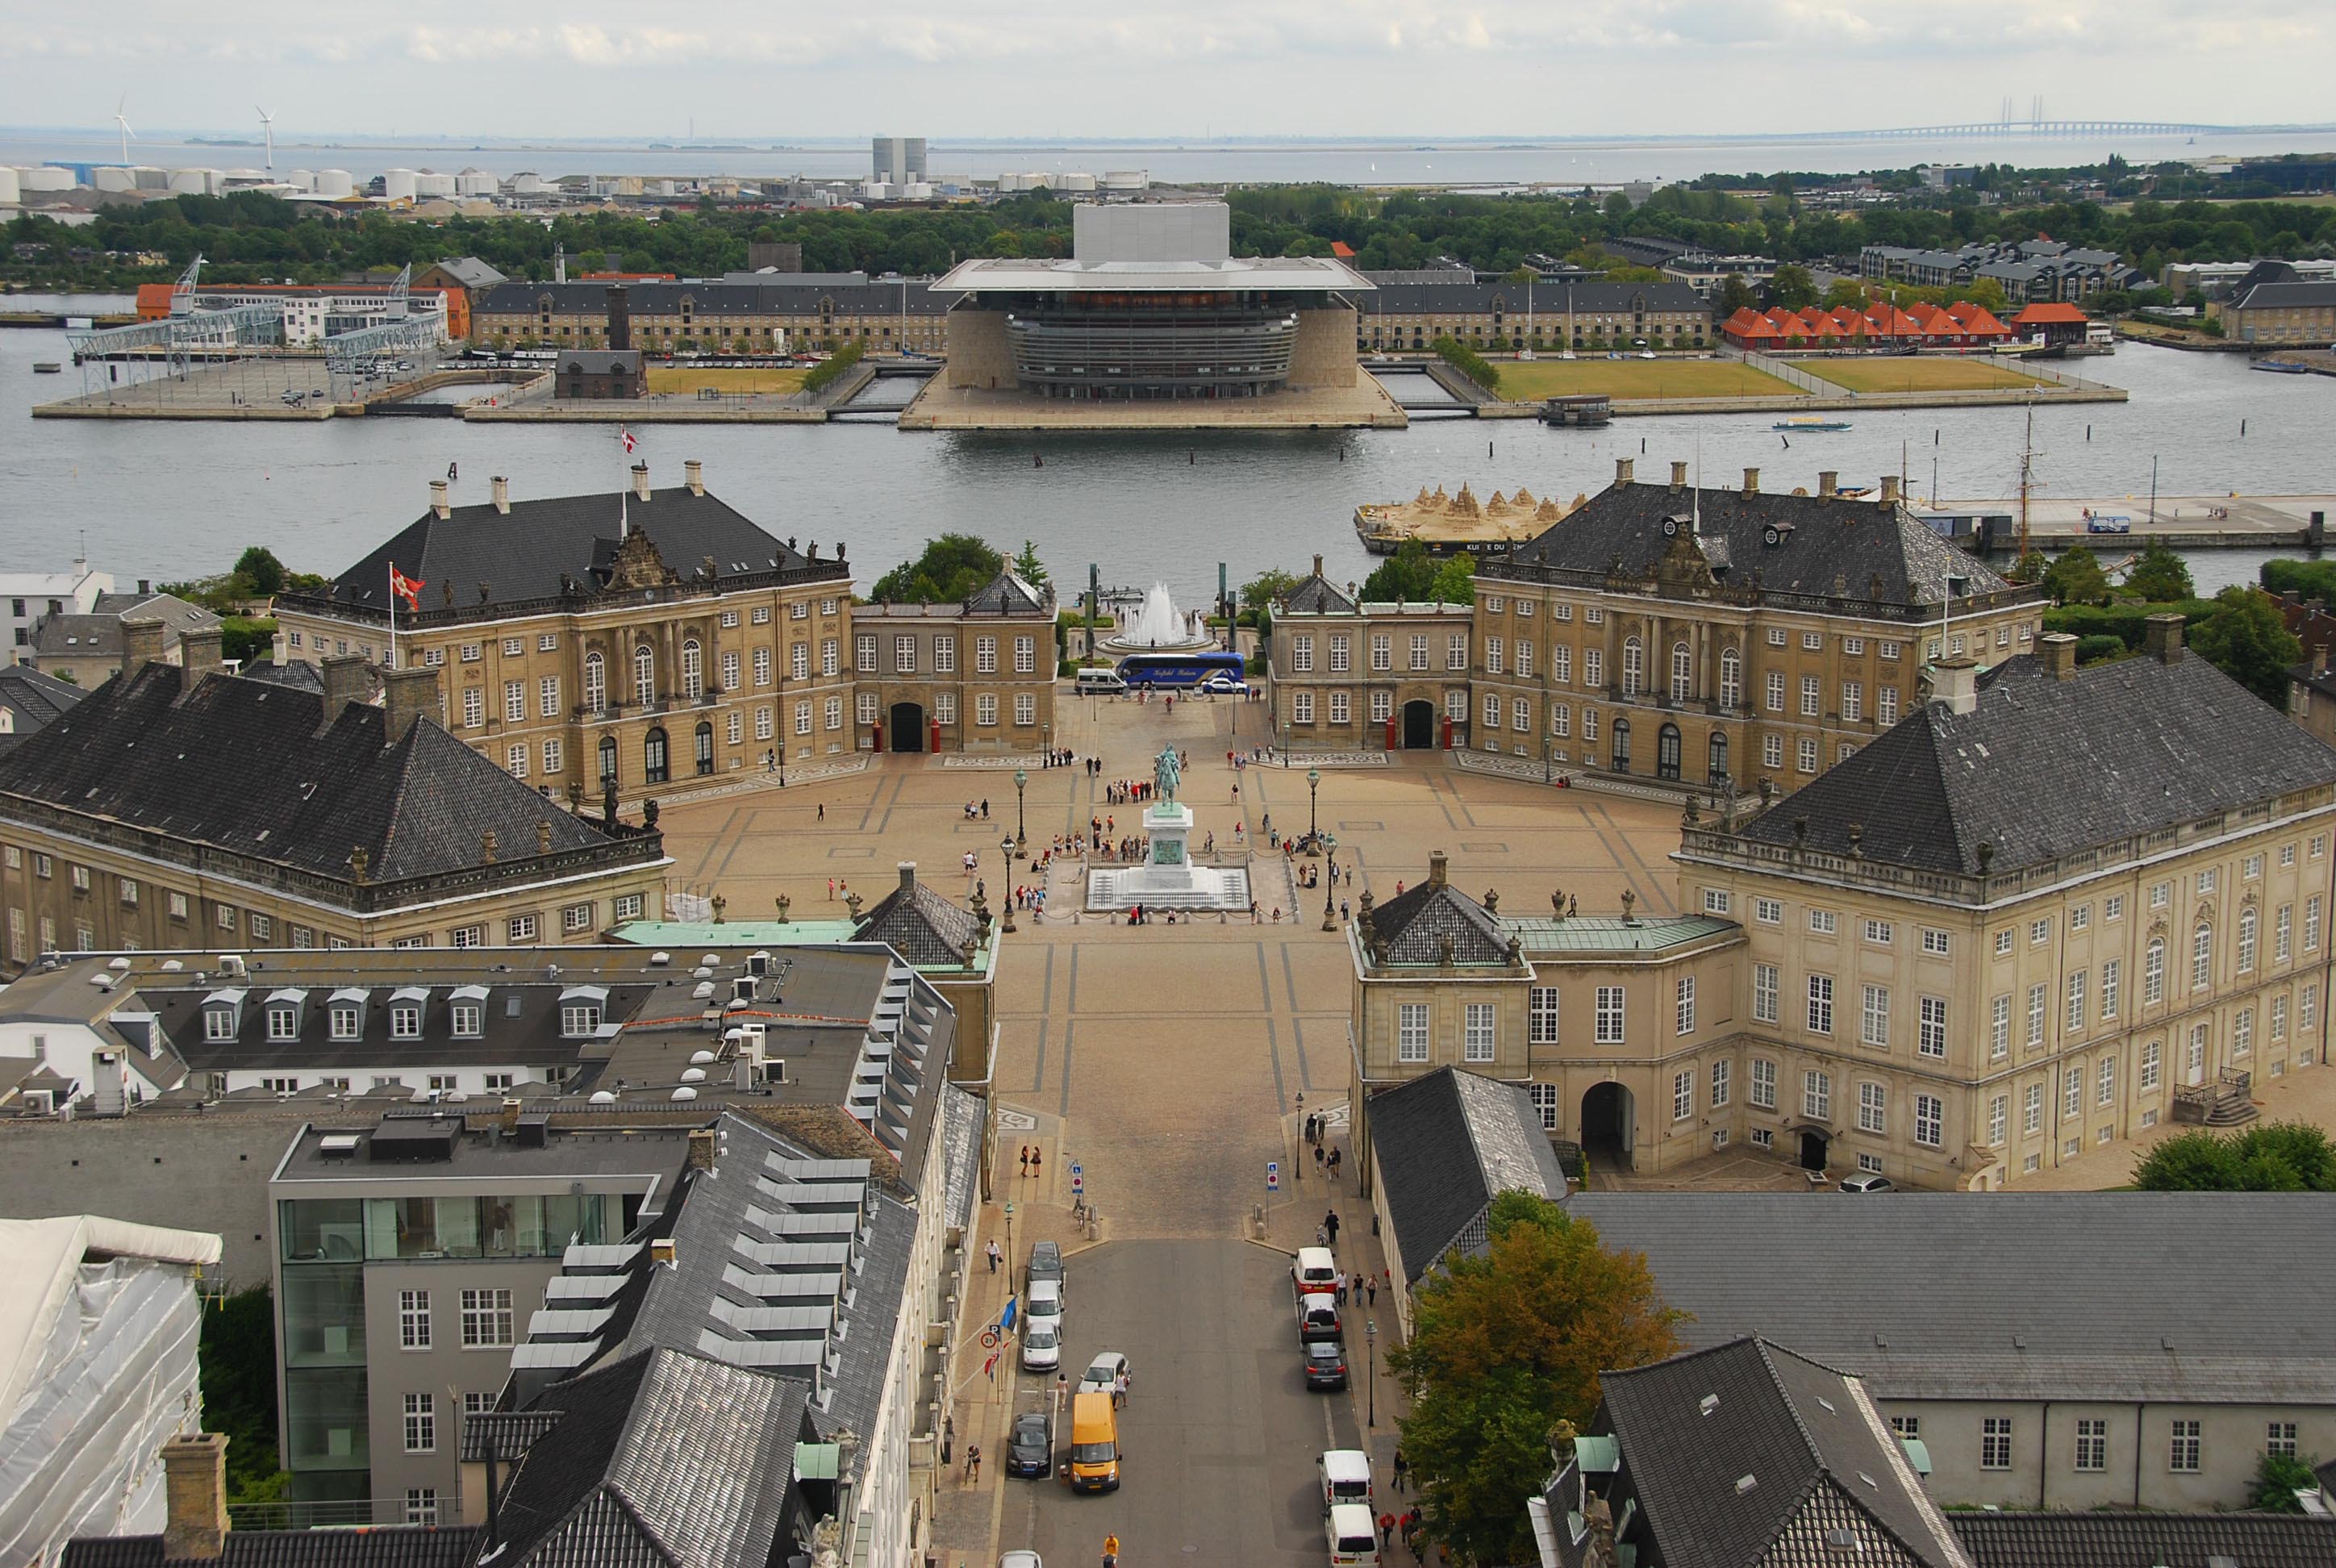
top-left (1102, 582), bottom-right (1212, 653)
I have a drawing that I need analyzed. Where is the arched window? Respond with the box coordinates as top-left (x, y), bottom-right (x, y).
top-left (598, 734), bottom-right (617, 786)
top-left (1708, 732), bottom-right (1729, 783)
top-left (644, 727), bottom-right (670, 785)
top-left (633, 645), bottom-right (655, 707)
top-left (2145, 937), bottom-right (2166, 1003)
top-left (2192, 923), bottom-right (2213, 991)
top-left (695, 720), bottom-right (714, 775)
top-left (1657, 723), bottom-right (1682, 780)
top-left (1621, 638), bottom-right (1644, 699)
top-left (1612, 718), bottom-right (1633, 773)
top-left (583, 652), bottom-right (606, 713)
top-left (682, 639), bottom-right (703, 701)
top-left (1719, 648), bottom-right (1742, 709)
top-left (1670, 643), bottom-right (1692, 704)
top-left (2238, 907), bottom-right (2258, 974)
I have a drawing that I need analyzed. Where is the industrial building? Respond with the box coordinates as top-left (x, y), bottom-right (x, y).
top-left (471, 273), bottom-right (951, 355)
top-left (131, 281), bottom-right (457, 344)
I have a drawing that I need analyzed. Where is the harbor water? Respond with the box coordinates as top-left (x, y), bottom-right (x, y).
top-left (2, 319), bottom-right (2329, 600)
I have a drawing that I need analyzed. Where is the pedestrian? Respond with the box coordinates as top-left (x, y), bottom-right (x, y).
top-left (1313, 1144), bottom-right (1325, 1175)
top-left (965, 1443), bottom-right (980, 1483)
top-left (1379, 1512), bottom-right (1395, 1549)
top-left (1020, 1144), bottom-right (1031, 1178)
top-left (1324, 1207), bottom-right (1341, 1245)
top-left (1367, 1275), bottom-right (1378, 1310)
top-left (1103, 1534), bottom-right (1121, 1568)
top-left (817, 803), bottom-right (824, 821)
top-left (986, 1238), bottom-right (1003, 1274)
top-left (1030, 1148), bottom-right (1043, 1180)
top-left (827, 878), bottom-right (836, 901)
top-left (1392, 1448), bottom-right (1408, 1490)
top-left (1333, 1268), bottom-right (1345, 1302)
top-left (981, 799), bottom-right (990, 819)
top-left (1329, 1146), bottom-right (1342, 1182)
top-left (1113, 1370), bottom-right (1128, 1407)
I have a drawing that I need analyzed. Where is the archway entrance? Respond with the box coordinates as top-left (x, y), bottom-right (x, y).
top-left (1800, 1130), bottom-right (1830, 1172)
top-left (889, 702), bottom-right (927, 754)
top-left (1401, 700), bottom-right (1436, 749)
top-left (1581, 1082), bottom-right (1635, 1170)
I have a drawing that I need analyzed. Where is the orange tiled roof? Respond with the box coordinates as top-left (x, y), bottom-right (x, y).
top-left (2011, 302), bottom-right (2089, 324)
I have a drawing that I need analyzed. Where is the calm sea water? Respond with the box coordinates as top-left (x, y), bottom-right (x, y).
top-left (9, 131), bottom-right (2336, 187)
top-left (1, 325), bottom-right (2327, 600)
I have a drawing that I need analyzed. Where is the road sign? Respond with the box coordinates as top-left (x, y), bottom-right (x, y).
top-left (1070, 1162), bottom-right (1082, 1178)
top-left (1266, 1160), bottom-right (1280, 1192)
top-left (980, 1328), bottom-right (999, 1349)
top-left (1071, 1173), bottom-right (1084, 1195)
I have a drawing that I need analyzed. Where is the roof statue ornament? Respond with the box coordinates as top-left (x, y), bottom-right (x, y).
top-left (774, 893), bottom-right (791, 924)
top-left (1153, 742), bottom-right (1181, 806)
top-left (1552, 886), bottom-right (1566, 921)
top-left (1621, 887), bottom-right (1637, 925)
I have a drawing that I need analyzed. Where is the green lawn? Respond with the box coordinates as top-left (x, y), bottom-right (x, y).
top-left (1804, 359), bottom-right (2050, 394)
top-left (1491, 358), bottom-right (1798, 402)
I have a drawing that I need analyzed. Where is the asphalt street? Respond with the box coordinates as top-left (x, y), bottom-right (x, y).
top-left (992, 1238), bottom-right (1379, 1566)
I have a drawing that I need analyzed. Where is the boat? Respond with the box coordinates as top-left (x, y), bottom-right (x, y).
top-left (1355, 482), bottom-right (1574, 557)
top-left (1774, 416), bottom-right (1852, 432)
top-left (2253, 359), bottom-right (2315, 374)
top-left (32, 362), bottom-right (61, 374)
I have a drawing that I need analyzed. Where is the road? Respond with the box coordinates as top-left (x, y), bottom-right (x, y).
top-left (993, 1239), bottom-right (1378, 1566)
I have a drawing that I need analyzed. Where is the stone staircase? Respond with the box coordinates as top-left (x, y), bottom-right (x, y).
top-left (2172, 1069), bottom-right (2259, 1128)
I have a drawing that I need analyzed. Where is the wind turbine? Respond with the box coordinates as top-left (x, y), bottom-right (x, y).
top-left (256, 105), bottom-right (274, 170)
top-left (113, 94), bottom-right (133, 165)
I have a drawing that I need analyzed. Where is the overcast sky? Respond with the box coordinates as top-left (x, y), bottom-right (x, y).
top-left (3, 0), bottom-right (2327, 142)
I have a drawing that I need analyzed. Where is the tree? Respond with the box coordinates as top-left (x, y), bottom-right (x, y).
top-left (866, 533), bottom-right (1003, 605)
top-left (2132, 1121), bottom-right (2336, 1191)
top-left (2042, 548), bottom-right (2111, 607)
top-left (1012, 540), bottom-right (1049, 587)
top-left (1429, 554), bottom-right (1478, 607)
top-left (2122, 541), bottom-right (2194, 603)
top-left (2005, 548), bottom-right (2050, 586)
top-left (2189, 585), bottom-right (2303, 706)
top-left (2253, 1448), bottom-right (2321, 1512)
top-left (202, 1287), bottom-right (292, 1508)
top-left (1767, 263), bottom-right (1818, 310)
top-left (1820, 278), bottom-right (1868, 311)
top-left (1387, 1192), bottom-right (1684, 1564)
top-left (233, 545), bottom-right (286, 597)
top-left (1717, 274), bottom-right (1758, 316)
top-left (1964, 276), bottom-right (2010, 315)
top-left (1361, 538), bottom-right (1439, 604)
top-left (1241, 567), bottom-right (1300, 611)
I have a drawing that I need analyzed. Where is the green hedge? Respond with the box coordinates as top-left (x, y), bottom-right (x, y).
top-left (2042, 598), bottom-right (2220, 650)
top-left (2263, 559), bottom-right (2336, 603)
top-left (2074, 635), bottom-right (2127, 665)
top-left (1430, 336), bottom-right (1500, 394)
top-left (801, 340), bottom-right (866, 394)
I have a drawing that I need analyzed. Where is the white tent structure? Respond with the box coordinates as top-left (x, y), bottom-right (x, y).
top-left (0, 1216), bottom-right (222, 1566)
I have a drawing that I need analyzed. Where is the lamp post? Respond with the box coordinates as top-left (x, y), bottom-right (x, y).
top-left (1308, 767), bottom-right (1320, 849)
top-left (1366, 1318), bottom-right (1378, 1427)
top-left (1321, 833), bottom-right (1339, 932)
top-left (1014, 768), bottom-right (1028, 860)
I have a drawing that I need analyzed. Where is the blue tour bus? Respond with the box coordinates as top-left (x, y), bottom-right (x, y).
top-left (1116, 651), bottom-right (1245, 690)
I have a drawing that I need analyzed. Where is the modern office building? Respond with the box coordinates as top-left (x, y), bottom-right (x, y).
top-left (931, 202), bottom-right (1374, 402)
top-left (871, 137), bottom-right (927, 187)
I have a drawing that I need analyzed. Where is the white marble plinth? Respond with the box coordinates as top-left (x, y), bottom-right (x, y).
top-left (1085, 800), bottom-right (1252, 911)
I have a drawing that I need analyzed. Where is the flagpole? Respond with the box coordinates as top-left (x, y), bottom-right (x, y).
top-left (388, 561), bottom-right (397, 670)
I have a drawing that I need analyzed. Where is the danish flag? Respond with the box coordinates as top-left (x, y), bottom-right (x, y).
top-left (619, 428), bottom-right (637, 453)
top-left (390, 565), bottom-right (423, 609)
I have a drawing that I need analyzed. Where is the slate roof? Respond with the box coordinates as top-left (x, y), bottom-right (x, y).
top-left (1361, 863), bottom-right (1512, 966)
top-left (33, 592), bottom-right (218, 660)
top-left (2232, 280), bottom-right (2336, 312)
top-left (1280, 566), bottom-right (1358, 615)
top-left (1562, 1192), bottom-right (2336, 1403)
top-left (853, 865), bottom-right (982, 967)
top-left (60, 1528), bottom-right (484, 1568)
top-left (1948, 1512), bottom-right (2336, 1568)
top-left (492, 1346), bottom-right (813, 1568)
top-left (1357, 278), bottom-right (1708, 315)
top-left (1599, 1337), bottom-right (1970, 1568)
top-left (961, 570), bottom-right (1050, 617)
top-left (0, 664), bottom-right (627, 888)
top-left (1732, 648), bottom-right (2336, 878)
top-left (1367, 1065), bottom-right (1568, 1283)
top-left (428, 256), bottom-right (507, 289)
top-left (478, 278), bottom-right (959, 319)
top-left (0, 664), bottom-right (86, 741)
top-left (311, 482), bottom-right (838, 619)
top-left (1482, 476), bottom-right (2017, 609)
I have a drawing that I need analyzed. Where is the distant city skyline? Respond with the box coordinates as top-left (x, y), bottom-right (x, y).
top-left (1, 0), bottom-right (2326, 144)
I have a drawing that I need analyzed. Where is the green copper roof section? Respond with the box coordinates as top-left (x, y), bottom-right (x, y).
top-left (610, 917), bottom-right (994, 974)
top-left (1500, 912), bottom-right (1738, 953)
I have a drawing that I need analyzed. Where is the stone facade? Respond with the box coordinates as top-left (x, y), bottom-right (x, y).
top-left (1268, 561), bottom-right (1475, 751)
top-left (473, 278), bottom-right (951, 357)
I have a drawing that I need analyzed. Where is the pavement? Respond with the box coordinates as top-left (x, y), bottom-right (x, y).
top-left (649, 694), bottom-right (1671, 1565)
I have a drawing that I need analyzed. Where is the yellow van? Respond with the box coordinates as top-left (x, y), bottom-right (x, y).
top-left (1069, 1390), bottom-right (1121, 1492)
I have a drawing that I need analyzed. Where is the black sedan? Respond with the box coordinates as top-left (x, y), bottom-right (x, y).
top-left (1005, 1412), bottom-right (1054, 1478)
top-left (1304, 1340), bottom-right (1349, 1391)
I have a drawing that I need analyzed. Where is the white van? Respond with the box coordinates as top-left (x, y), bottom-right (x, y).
top-left (1075, 667), bottom-right (1128, 694)
top-left (1292, 1245), bottom-right (1337, 1299)
top-left (1319, 1449), bottom-right (1374, 1513)
top-left (1326, 1502), bottom-right (1380, 1566)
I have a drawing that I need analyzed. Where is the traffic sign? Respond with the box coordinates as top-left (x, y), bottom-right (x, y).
top-left (1266, 1159), bottom-right (1280, 1192)
top-left (1070, 1173), bottom-right (1085, 1194)
top-left (1070, 1161), bottom-right (1083, 1178)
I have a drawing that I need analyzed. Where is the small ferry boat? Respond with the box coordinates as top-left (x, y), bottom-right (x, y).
top-left (32, 362), bottom-right (62, 374)
top-left (1774, 416), bottom-right (1852, 432)
top-left (2253, 359), bottom-right (2315, 374)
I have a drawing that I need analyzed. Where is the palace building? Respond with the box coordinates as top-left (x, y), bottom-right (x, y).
top-left (1351, 622), bottom-right (2336, 1192)
top-left (269, 464), bottom-right (1056, 802)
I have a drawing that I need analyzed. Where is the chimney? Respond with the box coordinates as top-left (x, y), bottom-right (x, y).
top-left (319, 654), bottom-right (373, 727)
top-left (160, 1433), bottom-right (229, 1561)
top-left (1817, 470), bottom-right (1838, 498)
top-left (2314, 644), bottom-right (2329, 677)
top-left (650, 1237), bottom-right (678, 1267)
top-left (1930, 657), bottom-right (1980, 716)
top-left (1670, 461), bottom-right (1688, 490)
top-left (491, 475), bottom-right (510, 515)
top-left (381, 663), bottom-right (441, 740)
top-left (1614, 457), bottom-right (1634, 487)
top-left (1742, 467), bottom-right (1760, 497)
top-left (2143, 612), bottom-right (2186, 665)
top-left (606, 284), bottom-right (632, 351)
top-left (687, 1128), bottom-right (716, 1171)
top-left (1879, 474), bottom-right (1902, 507)
top-left (684, 460), bottom-right (704, 497)
top-left (429, 479), bottom-right (452, 520)
top-left (631, 461), bottom-right (651, 502)
top-left (899, 861), bottom-right (918, 895)
top-left (2041, 632), bottom-right (2079, 680)
top-left (177, 626), bottom-right (224, 694)
top-left (120, 616), bottom-right (167, 678)
top-left (1312, 553), bottom-right (1324, 578)
top-left (1429, 850), bottom-right (1449, 888)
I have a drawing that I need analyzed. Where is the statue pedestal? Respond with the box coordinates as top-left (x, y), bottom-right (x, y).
top-left (1085, 800), bottom-right (1251, 911)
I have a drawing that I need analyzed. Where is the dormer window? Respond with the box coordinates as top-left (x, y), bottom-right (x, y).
top-left (449, 985), bottom-right (488, 1040)
top-left (204, 1009), bottom-right (236, 1041)
top-left (390, 1004), bottom-right (421, 1040)
top-left (268, 1006), bottom-right (298, 1041)
top-left (330, 1006), bottom-right (361, 1041)
top-left (561, 1003), bottom-right (601, 1037)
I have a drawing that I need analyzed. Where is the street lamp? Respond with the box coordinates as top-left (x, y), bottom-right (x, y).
top-left (1366, 1318), bottom-right (1378, 1427)
top-left (1321, 833), bottom-right (1340, 932)
top-left (1307, 768), bottom-right (1321, 849)
top-left (1014, 769), bottom-right (1028, 860)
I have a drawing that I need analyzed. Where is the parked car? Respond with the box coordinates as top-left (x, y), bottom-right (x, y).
top-left (1319, 1449), bottom-right (1374, 1513)
top-left (1005, 1412), bottom-right (1053, 1478)
top-left (1026, 1279), bottom-right (1064, 1332)
top-left (1078, 1351), bottom-right (1132, 1398)
top-left (1839, 1172), bottom-right (1896, 1194)
top-left (1027, 1239), bottom-right (1064, 1299)
top-left (1201, 674), bottom-right (1248, 694)
top-left (1020, 1319), bottom-right (1062, 1372)
top-left (1291, 1245), bottom-right (1337, 1299)
top-left (1303, 1340), bottom-right (1349, 1391)
top-left (1001, 1553), bottom-right (1044, 1568)
top-left (1297, 1291), bottom-right (1341, 1340)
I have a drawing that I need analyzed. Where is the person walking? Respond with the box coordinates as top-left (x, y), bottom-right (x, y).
top-left (1020, 1145), bottom-right (1031, 1178)
top-left (1102, 1534), bottom-right (1121, 1568)
top-left (986, 1238), bottom-right (1003, 1274)
top-left (1392, 1448), bottom-right (1409, 1491)
top-left (1113, 1369), bottom-right (1128, 1408)
top-left (817, 803), bottom-right (824, 821)
top-left (1379, 1512), bottom-right (1396, 1549)
top-left (1030, 1148), bottom-right (1043, 1181)
top-left (1366, 1274), bottom-right (1378, 1310)
top-left (1313, 1144), bottom-right (1326, 1177)
top-left (1333, 1268), bottom-right (1345, 1303)
top-left (1324, 1208), bottom-right (1341, 1246)
top-left (964, 1442), bottom-right (980, 1483)
top-left (1329, 1145), bottom-right (1342, 1182)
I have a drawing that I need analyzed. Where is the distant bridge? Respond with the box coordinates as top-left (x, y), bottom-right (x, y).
top-left (1769, 120), bottom-right (2336, 141)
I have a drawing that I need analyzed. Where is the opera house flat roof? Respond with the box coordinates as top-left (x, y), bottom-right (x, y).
top-left (930, 255), bottom-right (1374, 295)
